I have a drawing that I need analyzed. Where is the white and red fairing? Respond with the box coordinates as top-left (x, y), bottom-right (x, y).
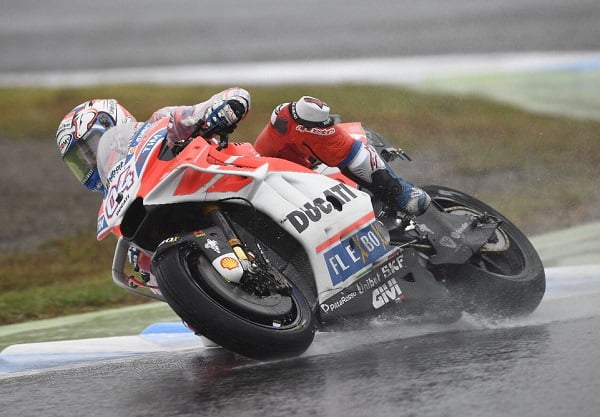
top-left (97, 121), bottom-right (390, 303)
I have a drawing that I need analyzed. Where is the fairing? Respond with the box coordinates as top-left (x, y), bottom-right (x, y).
top-left (96, 121), bottom-right (394, 300)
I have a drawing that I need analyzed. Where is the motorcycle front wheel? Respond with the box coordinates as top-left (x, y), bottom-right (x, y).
top-left (423, 185), bottom-right (546, 318)
top-left (152, 239), bottom-right (316, 360)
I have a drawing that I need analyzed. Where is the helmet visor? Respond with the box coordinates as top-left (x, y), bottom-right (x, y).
top-left (63, 130), bottom-right (103, 186)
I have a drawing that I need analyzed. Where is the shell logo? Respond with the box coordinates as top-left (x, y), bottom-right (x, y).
top-left (220, 257), bottom-right (240, 270)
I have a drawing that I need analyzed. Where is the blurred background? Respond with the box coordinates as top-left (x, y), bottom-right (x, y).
top-left (2, 0), bottom-right (599, 250)
top-left (2, 0), bottom-right (600, 70)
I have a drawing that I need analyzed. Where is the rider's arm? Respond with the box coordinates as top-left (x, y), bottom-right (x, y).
top-left (150, 87), bottom-right (250, 148)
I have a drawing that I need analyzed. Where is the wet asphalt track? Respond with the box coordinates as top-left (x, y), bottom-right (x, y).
top-left (2, 272), bottom-right (600, 417)
top-left (2, 1), bottom-right (600, 416)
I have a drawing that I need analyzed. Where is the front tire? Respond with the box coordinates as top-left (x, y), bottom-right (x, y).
top-left (423, 185), bottom-right (546, 317)
top-left (152, 240), bottom-right (316, 360)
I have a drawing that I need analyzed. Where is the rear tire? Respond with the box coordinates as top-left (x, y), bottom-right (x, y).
top-left (152, 240), bottom-right (316, 360)
top-left (423, 185), bottom-right (546, 317)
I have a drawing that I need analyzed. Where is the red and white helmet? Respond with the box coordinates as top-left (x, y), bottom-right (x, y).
top-left (290, 96), bottom-right (331, 126)
top-left (56, 99), bottom-right (135, 192)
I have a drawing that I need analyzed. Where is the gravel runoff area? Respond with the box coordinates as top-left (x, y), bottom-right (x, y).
top-left (0, 139), bottom-right (100, 253)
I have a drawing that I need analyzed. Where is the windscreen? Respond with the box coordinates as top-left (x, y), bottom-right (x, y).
top-left (96, 123), bottom-right (138, 184)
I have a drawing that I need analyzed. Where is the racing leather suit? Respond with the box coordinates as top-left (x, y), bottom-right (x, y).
top-left (254, 102), bottom-right (430, 216)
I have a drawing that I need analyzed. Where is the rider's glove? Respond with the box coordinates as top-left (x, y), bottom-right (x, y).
top-left (202, 99), bottom-right (247, 137)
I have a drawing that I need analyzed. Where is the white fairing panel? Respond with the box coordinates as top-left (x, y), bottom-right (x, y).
top-left (139, 160), bottom-right (390, 300)
top-left (243, 171), bottom-right (384, 300)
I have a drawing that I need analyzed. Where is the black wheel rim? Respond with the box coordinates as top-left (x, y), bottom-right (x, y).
top-left (184, 247), bottom-right (309, 330)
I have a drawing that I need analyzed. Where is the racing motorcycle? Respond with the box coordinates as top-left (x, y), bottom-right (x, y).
top-left (98, 118), bottom-right (545, 360)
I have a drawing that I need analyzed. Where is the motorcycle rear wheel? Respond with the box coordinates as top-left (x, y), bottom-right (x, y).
top-left (152, 240), bottom-right (316, 360)
top-left (423, 185), bottom-right (546, 317)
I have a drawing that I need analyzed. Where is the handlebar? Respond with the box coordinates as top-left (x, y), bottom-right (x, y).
top-left (201, 123), bottom-right (229, 150)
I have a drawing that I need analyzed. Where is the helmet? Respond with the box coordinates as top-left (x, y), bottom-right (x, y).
top-left (290, 96), bottom-right (332, 127)
top-left (56, 99), bottom-right (135, 192)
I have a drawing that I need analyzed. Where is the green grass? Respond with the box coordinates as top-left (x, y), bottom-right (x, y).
top-left (422, 69), bottom-right (600, 121)
top-left (0, 231), bottom-right (153, 325)
top-left (1, 84), bottom-right (599, 325)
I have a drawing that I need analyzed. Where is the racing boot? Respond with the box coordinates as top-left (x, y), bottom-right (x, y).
top-left (370, 168), bottom-right (431, 216)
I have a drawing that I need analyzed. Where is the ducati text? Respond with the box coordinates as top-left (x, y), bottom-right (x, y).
top-left (285, 183), bottom-right (358, 233)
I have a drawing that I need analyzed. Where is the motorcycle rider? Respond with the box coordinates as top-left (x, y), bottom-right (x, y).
top-left (254, 96), bottom-right (431, 216)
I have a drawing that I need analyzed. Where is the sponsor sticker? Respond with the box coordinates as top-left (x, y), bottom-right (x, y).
top-left (105, 166), bottom-right (134, 218)
top-left (372, 277), bottom-right (403, 309)
top-left (57, 133), bottom-right (72, 155)
top-left (284, 183), bottom-right (358, 233)
top-left (205, 239), bottom-right (221, 254)
top-left (135, 126), bottom-right (166, 175)
top-left (324, 223), bottom-right (391, 285)
top-left (220, 257), bottom-right (240, 270)
top-left (295, 125), bottom-right (336, 136)
top-left (439, 236), bottom-right (458, 249)
top-left (320, 291), bottom-right (357, 313)
top-left (160, 236), bottom-right (179, 245)
top-left (96, 214), bottom-right (108, 236)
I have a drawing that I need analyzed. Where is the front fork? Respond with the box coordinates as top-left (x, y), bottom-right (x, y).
top-left (201, 204), bottom-right (290, 296)
top-left (201, 204), bottom-right (254, 273)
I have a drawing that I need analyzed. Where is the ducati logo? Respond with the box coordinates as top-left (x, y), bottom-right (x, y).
top-left (284, 184), bottom-right (358, 233)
